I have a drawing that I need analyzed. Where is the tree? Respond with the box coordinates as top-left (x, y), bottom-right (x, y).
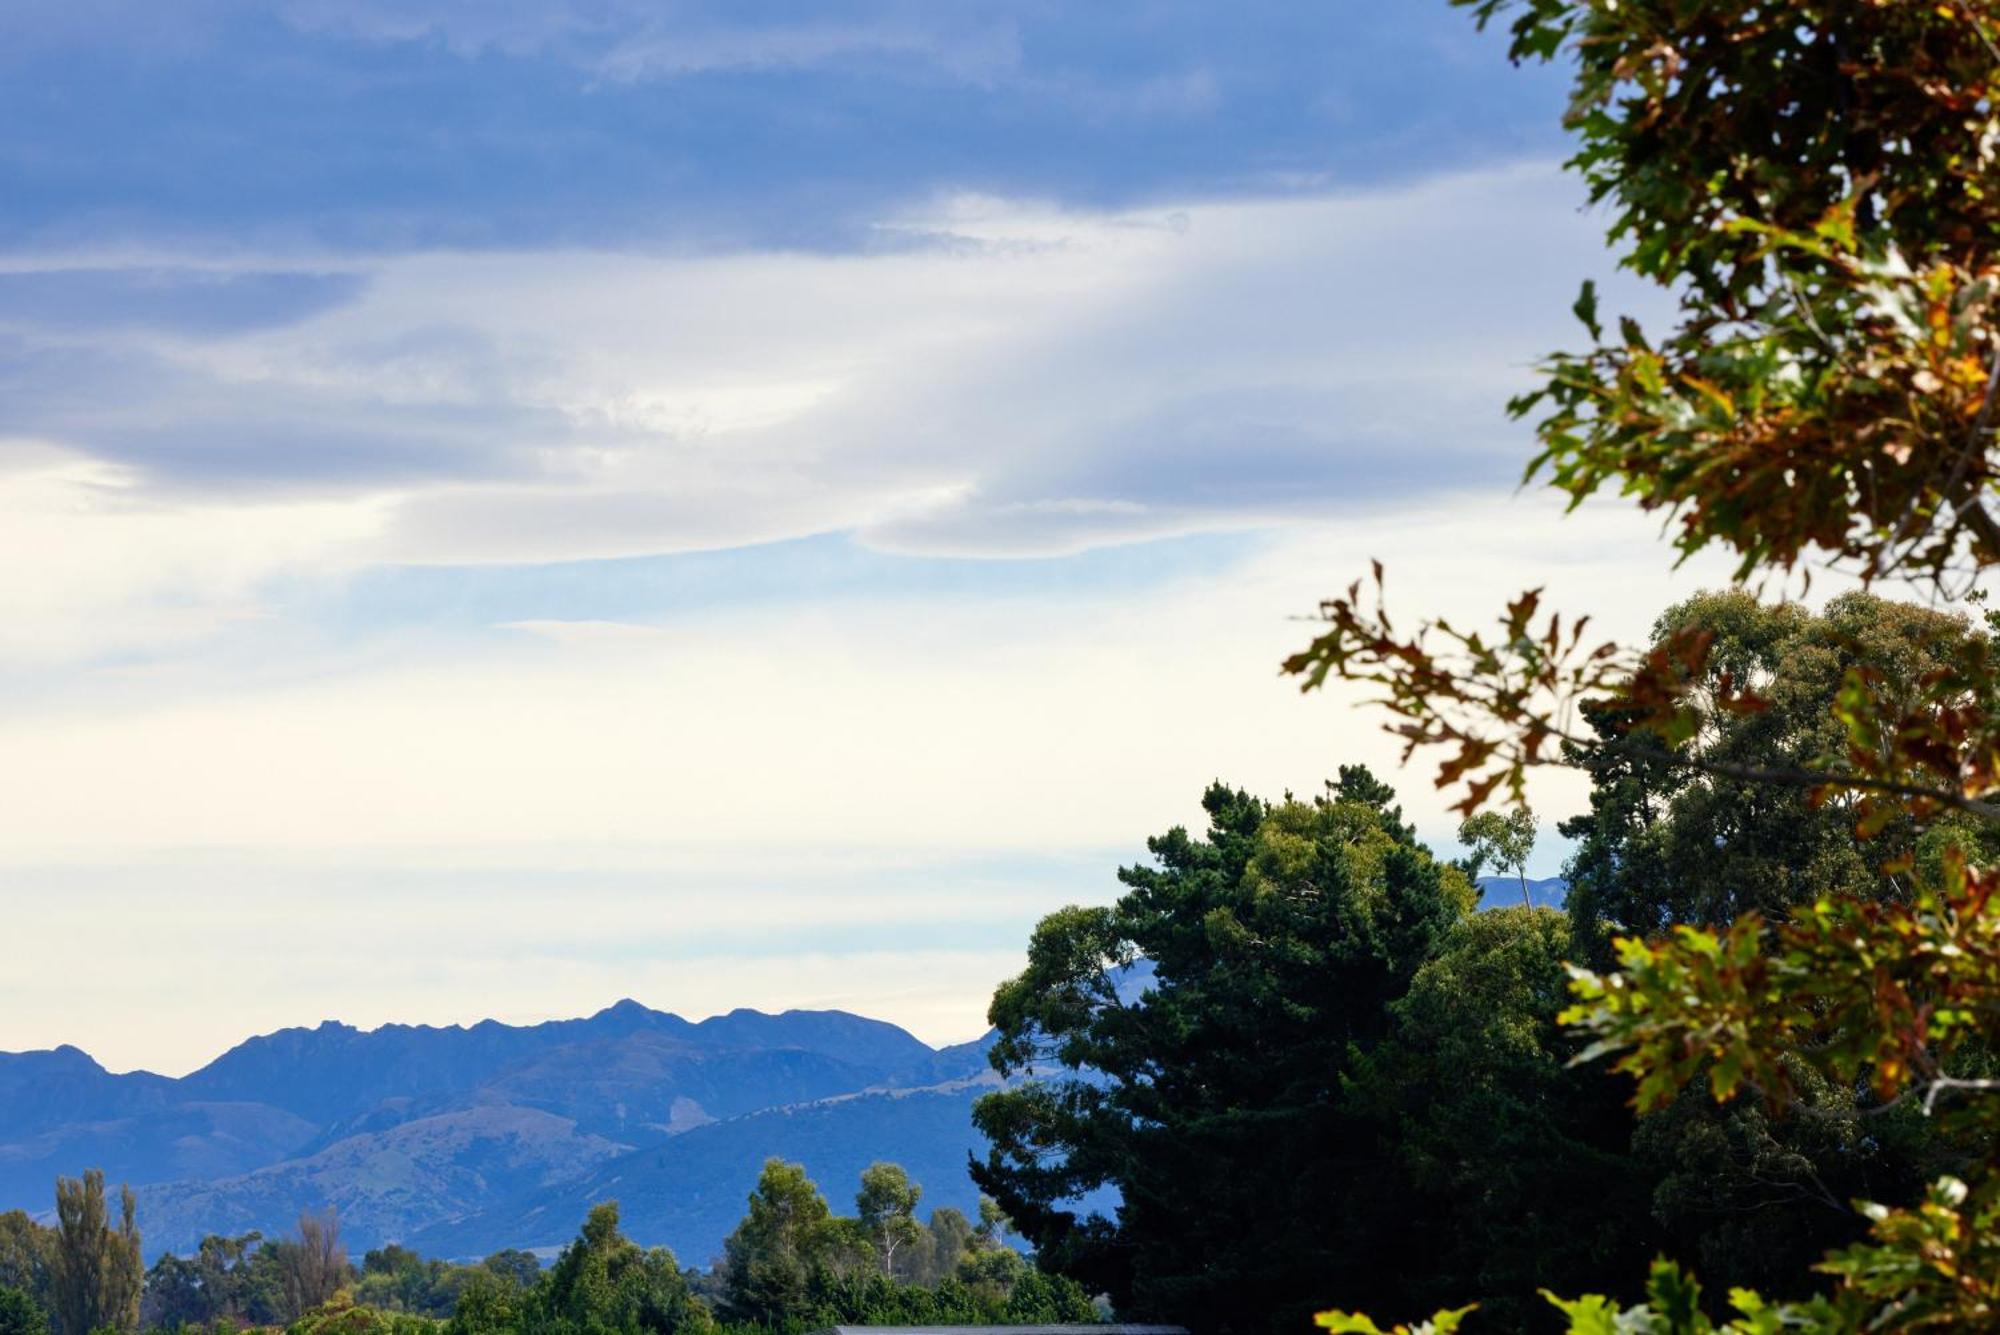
top-left (1544, 591), bottom-right (1989, 1296)
top-left (1287, 0), bottom-right (2000, 1327)
top-left (716, 1161), bottom-right (841, 1326)
top-left (711, 1159), bottom-right (1092, 1329)
top-left (50, 1172), bottom-right (140, 1335)
top-left (854, 1165), bottom-right (923, 1281)
top-left (907, 1208), bottom-right (975, 1290)
top-left (274, 1209), bottom-right (350, 1322)
top-left (354, 1245), bottom-right (476, 1318)
top-left (446, 1269), bottom-right (521, 1335)
top-left (973, 1197), bottom-right (1010, 1250)
top-left (974, 770), bottom-right (1506, 1333)
top-left (142, 1230), bottom-right (288, 1329)
top-left (1559, 591), bottom-right (1993, 953)
top-left (522, 1202), bottom-right (707, 1335)
top-left (0, 1289), bottom-right (46, 1335)
top-left (1456, 807), bottom-right (1537, 909)
top-left (283, 1293), bottom-right (442, 1335)
top-left (479, 1252), bottom-right (542, 1292)
top-left (1341, 907), bottom-right (1655, 1328)
top-left (0, 1216), bottom-right (51, 1315)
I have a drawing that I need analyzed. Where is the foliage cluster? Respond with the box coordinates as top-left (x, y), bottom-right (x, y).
top-left (0, 1160), bottom-right (1088, 1335)
top-left (712, 1159), bottom-right (1095, 1333)
top-left (1270, 0), bottom-right (2000, 1329)
top-left (975, 592), bottom-right (2000, 1331)
top-left (972, 767), bottom-right (1657, 1332)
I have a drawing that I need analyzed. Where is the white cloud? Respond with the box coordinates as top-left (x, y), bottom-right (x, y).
top-left (0, 494), bottom-right (1695, 858)
top-left (0, 489), bottom-right (1735, 1073)
top-left (0, 441), bottom-right (388, 665)
top-left (2, 163), bottom-right (1655, 597)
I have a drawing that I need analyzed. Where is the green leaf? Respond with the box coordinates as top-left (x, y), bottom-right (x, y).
top-left (1315, 1314), bottom-right (1387, 1334)
top-left (1539, 1290), bottom-right (1624, 1335)
top-left (1573, 279), bottom-right (1604, 341)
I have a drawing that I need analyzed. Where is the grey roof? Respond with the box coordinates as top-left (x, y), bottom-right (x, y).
top-left (812, 1328), bottom-right (1187, 1335)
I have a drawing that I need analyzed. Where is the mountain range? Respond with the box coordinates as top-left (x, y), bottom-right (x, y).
top-left (1475, 875), bottom-right (1568, 910)
top-left (7, 923), bottom-right (1564, 1269)
top-left (0, 1002), bottom-right (1002, 1267)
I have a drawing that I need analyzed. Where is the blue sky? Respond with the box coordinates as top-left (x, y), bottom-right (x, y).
top-left (1, 2), bottom-right (1564, 250)
top-left (0, 2), bottom-right (1724, 1075)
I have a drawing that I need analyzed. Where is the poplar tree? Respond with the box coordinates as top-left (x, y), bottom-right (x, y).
top-left (49, 1172), bottom-right (140, 1335)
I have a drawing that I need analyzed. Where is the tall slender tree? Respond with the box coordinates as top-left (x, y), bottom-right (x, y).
top-left (1457, 807), bottom-right (1538, 908)
top-left (276, 1209), bottom-right (348, 1321)
top-left (50, 1172), bottom-right (140, 1335)
top-left (854, 1164), bottom-right (922, 1280)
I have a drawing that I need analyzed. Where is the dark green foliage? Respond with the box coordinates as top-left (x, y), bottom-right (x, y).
top-left (1343, 909), bottom-right (1655, 1328)
top-left (51, 1173), bottom-right (141, 1335)
top-left (518, 1203), bottom-right (708, 1335)
top-left (356, 1247), bottom-right (473, 1319)
top-left (0, 1287), bottom-right (48, 1335)
top-left (142, 1232), bottom-right (288, 1329)
top-left (478, 1257), bottom-right (541, 1294)
top-left (444, 1272), bottom-right (522, 1335)
top-left (1557, 591), bottom-right (1995, 1300)
top-left (125, 1165), bottom-right (1078, 1335)
top-left (734, 1264), bottom-right (1095, 1334)
top-left (0, 1215), bottom-right (53, 1315)
top-left (905, 1208), bottom-right (973, 1290)
top-left (975, 771), bottom-right (1650, 1333)
top-left (716, 1163), bottom-right (842, 1326)
top-left (1561, 592), bottom-right (1992, 955)
top-left (714, 1160), bottom-right (1092, 1334)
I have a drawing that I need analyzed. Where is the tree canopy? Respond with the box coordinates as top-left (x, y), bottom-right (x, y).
top-left (51, 1172), bottom-right (140, 1335)
top-left (1294, 0), bottom-right (2000, 1329)
top-left (715, 1159), bottom-right (1091, 1333)
top-left (0, 1289), bottom-right (47, 1335)
top-left (974, 770), bottom-right (1659, 1332)
top-left (518, 1203), bottom-right (707, 1335)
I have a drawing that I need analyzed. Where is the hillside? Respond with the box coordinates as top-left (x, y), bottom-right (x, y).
top-left (1474, 876), bottom-right (1568, 910)
top-left (409, 1086), bottom-right (999, 1265)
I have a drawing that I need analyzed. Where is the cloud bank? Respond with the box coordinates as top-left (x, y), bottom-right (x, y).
top-left (0, 164), bottom-right (1657, 672)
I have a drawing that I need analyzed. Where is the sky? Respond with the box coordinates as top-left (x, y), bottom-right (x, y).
top-left (0, 1), bottom-right (1740, 1076)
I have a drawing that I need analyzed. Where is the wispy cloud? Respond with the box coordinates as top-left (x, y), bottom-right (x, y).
top-left (0, 164), bottom-right (1656, 657)
top-left (0, 494), bottom-right (1741, 1074)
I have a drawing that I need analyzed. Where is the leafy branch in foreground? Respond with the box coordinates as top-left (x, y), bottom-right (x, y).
top-left (1562, 849), bottom-right (2000, 1120)
top-left (1460, 0), bottom-right (2000, 590)
top-left (1314, 1304), bottom-right (1474, 1335)
top-left (1284, 574), bottom-right (2000, 825)
top-left (1342, 1187), bottom-right (2000, 1332)
top-left (1301, 0), bottom-right (2000, 1328)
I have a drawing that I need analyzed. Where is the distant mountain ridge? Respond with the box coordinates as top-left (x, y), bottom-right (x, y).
top-left (0, 1000), bottom-right (1001, 1264)
top-left (1474, 875), bottom-right (1568, 910)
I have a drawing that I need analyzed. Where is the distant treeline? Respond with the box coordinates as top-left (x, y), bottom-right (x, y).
top-left (0, 1161), bottom-right (1093, 1335)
